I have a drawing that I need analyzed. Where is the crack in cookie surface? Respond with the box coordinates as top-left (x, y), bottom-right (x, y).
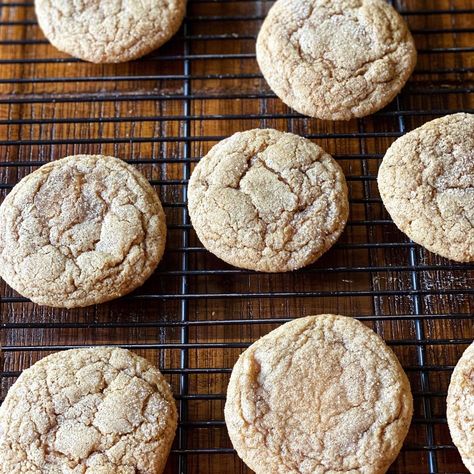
top-left (35, 0), bottom-right (186, 63)
top-left (0, 154), bottom-right (166, 307)
top-left (224, 314), bottom-right (413, 474)
top-left (0, 347), bottom-right (177, 474)
top-left (187, 129), bottom-right (349, 272)
top-left (378, 113), bottom-right (474, 262)
top-left (256, 0), bottom-right (417, 120)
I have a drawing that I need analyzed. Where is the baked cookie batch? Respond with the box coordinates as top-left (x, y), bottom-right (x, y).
top-left (1, 0), bottom-right (473, 473)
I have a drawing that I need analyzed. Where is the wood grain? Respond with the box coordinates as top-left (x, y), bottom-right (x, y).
top-left (0, 0), bottom-right (473, 473)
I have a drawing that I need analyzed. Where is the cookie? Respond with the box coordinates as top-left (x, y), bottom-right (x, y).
top-left (256, 0), bottom-right (417, 120)
top-left (187, 129), bottom-right (349, 272)
top-left (447, 341), bottom-right (474, 473)
top-left (35, 0), bottom-right (186, 63)
top-left (0, 347), bottom-right (177, 474)
top-left (0, 154), bottom-right (166, 308)
top-left (378, 113), bottom-right (474, 262)
top-left (224, 314), bottom-right (413, 474)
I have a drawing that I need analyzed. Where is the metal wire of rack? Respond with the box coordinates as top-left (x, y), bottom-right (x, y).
top-left (0, 0), bottom-right (473, 473)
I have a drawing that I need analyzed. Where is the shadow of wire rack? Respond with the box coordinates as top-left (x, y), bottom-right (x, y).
top-left (0, 0), bottom-right (473, 472)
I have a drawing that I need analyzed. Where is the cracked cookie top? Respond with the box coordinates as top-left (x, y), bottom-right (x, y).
top-left (0, 154), bottom-right (166, 308)
top-left (187, 129), bottom-right (349, 272)
top-left (447, 341), bottom-right (474, 473)
top-left (378, 113), bottom-right (474, 262)
top-left (256, 0), bottom-right (417, 120)
top-left (35, 0), bottom-right (186, 63)
top-left (0, 347), bottom-right (177, 474)
top-left (224, 314), bottom-right (413, 474)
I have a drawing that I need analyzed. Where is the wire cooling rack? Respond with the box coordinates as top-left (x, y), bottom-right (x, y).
top-left (0, 0), bottom-right (473, 473)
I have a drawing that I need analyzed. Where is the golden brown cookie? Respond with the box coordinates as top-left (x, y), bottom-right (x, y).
top-left (447, 341), bottom-right (474, 473)
top-left (0, 347), bottom-right (177, 474)
top-left (187, 129), bottom-right (349, 272)
top-left (35, 0), bottom-right (186, 63)
top-left (256, 0), bottom-right (417, 120)
top-left (224, 314), bottom-right (413, 473)
top-left (0, 154), bottom-right (166, 308)
top-left (378, 113), bottom-right (474, 262)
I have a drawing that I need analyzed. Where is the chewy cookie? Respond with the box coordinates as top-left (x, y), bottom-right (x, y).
top-left (447, 341), bottom-right (474, 473)
top-left (187, 129), bottom-right (349, 272)
top-left (378, 113), bottom-right (474, 262)
top-left (0, 154), bottom-right (166, 308)
top-left (224, 314), bottom-right (413, 474)
top-left (256, 0), bottom-right (417, 120)
top-left (35, 0), bottom-right (186, 63)
top-left (0, 347), bottom-right (177, 474)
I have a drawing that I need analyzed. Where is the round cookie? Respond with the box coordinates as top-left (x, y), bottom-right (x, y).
top-left (0, 154), bottom-right (167, 308)
top-left (447, 341), bottom-right (474, 473)
top-left (0, 347), bottom-right (177, 474)
top-left (224, 314), bottom-right (413, 474)
top-left (378, 113), bottom-right (474, 262)
top-left (35, 0), bottom-right (186, 63)
top-left (256, 0), bottom-right (417, 120)
top-left (187, 129), bottom-right (349, 272)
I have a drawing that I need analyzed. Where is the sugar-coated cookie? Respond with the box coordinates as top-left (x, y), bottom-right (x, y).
top-left (447, 341), bottom-right (474, 473)
top-left (225, 314), bottom-right (413, 473)
top-left (0, 154), bottom-right (166, 307)
top-left (256, 0), bottom-right (417, 120)
top-left (378, 113), bottom-right (474, 262)
top-left (35, 0), bottom-right (186, 63)
top-left (187, 129), bottom-right (349, 272)
top-left (0, 347), bottom-right (177, 474)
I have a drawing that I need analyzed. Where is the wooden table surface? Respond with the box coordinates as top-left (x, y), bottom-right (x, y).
top-left (0, 0), bottom-right (473, 473)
